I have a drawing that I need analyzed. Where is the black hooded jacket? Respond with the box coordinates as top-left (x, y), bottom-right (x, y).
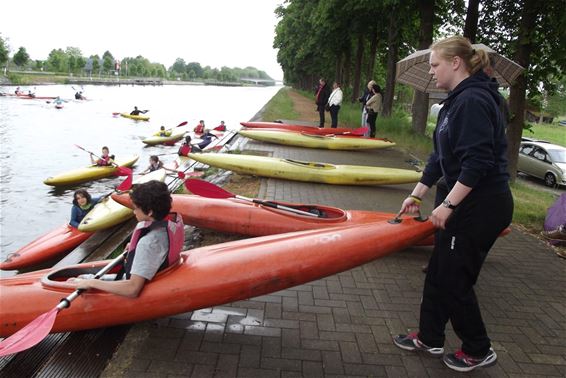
top-left (420, 70), bottom-right (510, 196)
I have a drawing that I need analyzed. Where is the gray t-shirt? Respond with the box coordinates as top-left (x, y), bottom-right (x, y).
top-left (130, 227), bottom-right (169, 280)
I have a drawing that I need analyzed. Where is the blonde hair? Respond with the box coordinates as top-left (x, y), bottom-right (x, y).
top-left (430, 36), bottom-right (490, 75)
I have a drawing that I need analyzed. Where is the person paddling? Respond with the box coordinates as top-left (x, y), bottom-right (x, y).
top-left (214, 121), bottom-right (226, 131)
top-left (130, 106), bottom-right (142, 116)
top-left (68, 180), bottom-right (185, 298)
top-left (90, 146), bottom-right (115, 166)
top-left (194, 120), bottom-right (205, 134)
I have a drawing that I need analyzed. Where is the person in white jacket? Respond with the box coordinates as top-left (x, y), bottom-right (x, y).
top-left (327, 81), bottom-right (343, 128)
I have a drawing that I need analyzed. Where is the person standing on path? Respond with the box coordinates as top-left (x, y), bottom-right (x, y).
top-left (358, 80), bottom-right (376, 128)
top-left (314, 78), bottom-right (331, 128)
top-left (327, 81), bottom-right (343, 128)
top-left (365, 83), bottom-right (383, 137)
top-left (392, 36), bottom-right (513, 373)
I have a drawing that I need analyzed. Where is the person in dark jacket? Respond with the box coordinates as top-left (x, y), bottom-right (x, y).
top-left (314, 78), bottom-right (331, 128)
top-left (393, 36), bottom-right (513, 373)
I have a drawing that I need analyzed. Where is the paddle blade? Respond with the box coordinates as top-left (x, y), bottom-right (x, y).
top-left (184, 179), bottom-right (233, 199)
top-left (114, 166), bottom-right (132, 177)
top-left (177, 171), bottom-right (186, 179)
top-left (0, 307), bottom-right (59, 357)
top-left (351, 126), bottom-right (369, 136)
top-left (176, 121), bottom-right (188, 127)
top-left (116, 173), bottom-right (133, 191)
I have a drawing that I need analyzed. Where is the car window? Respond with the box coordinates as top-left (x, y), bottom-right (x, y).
top-left (547, 149), bottom-right (566, 163)
top-left (533, 148), bottom-right (547, 161)
top-left (520, 144), bottom-right (535, 155)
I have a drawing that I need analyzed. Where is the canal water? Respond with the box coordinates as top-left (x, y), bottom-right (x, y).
top-left (0, 84), bottom-right (281, 268)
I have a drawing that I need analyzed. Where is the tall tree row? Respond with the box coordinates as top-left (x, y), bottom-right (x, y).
top-left (274, 0), bottom-right (565, 180)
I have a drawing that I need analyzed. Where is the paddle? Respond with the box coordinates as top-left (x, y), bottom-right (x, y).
top-left (74, 144), bottom-right (132, 177)
top-left (185, 179), bottom-right (321, 217)
top-left (0, 251), bottom-right (127, 357)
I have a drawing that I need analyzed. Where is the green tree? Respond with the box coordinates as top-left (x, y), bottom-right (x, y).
top-left (102, 51), bottom-right (114, 74)
top-left (186, 62), bottom-right (204, 78)
top-left (46, 48), bottom-right (68, 72)
top-left (13, 47), bottom-right (30, 68)
top-left (171, 58), bottom-right (186, 74)
top-left (0, 35), bottom-right (10, 69)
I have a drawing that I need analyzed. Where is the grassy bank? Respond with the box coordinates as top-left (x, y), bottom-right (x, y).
top-left (269, 88), bottom-right (561, 233)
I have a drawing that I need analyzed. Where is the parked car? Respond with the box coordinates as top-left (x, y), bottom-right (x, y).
top-left (517, 141), bottom-right (566, 187)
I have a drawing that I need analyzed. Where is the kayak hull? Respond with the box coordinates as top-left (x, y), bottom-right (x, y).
top-left (78, 169), bottom-right (167, 232)
top-left (43, 155), bottom-right (139, 186)
top-left (142, 131), bottom-right (185, 146)
top-left (0, 225), bottom-right (92, 271)
top-left (188, 153), bottom-right (421, 186)
top-left (240, 122), bottom-right (358, 135)
top-left (120, 113), bottom-right (150, 121)
top-left (0, 217), bottom-right (434, 336)
top-left (238, 129), bottom-right (395, 150)
top-left (112, 193), bottom-right (437, 246)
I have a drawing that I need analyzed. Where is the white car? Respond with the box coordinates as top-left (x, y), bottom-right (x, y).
top-left (518, 140), bottom-right (566, 187)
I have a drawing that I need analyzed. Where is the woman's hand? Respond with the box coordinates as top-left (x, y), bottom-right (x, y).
top-left (430, 206), bottom-right (453, 229)
top-left (399, 197), bottom-right (421, 216)
top-left (66, 277), bottom-right (92, 290)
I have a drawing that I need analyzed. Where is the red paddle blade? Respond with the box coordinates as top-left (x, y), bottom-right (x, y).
top-left (114, 166), bottom-right (132, 177)
top-left (184, 179), bottom-right (233, 199)
top-left (0, 307), bottom-right (59, 357)
top-left (116, 173), bottom-right (133, 191)
top-left (177, 171), bottom-right (186, 179)
top-left (350, 126), bottom-right (369, 136)
top-left (176, 121), bottom-right (188, 127)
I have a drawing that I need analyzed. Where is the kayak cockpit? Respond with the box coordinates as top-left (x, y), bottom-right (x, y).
top-left (284, 159), bottom-right (335, 170)
top-left (41, 256), bottom-right (186, 290)
top-left (256, 201), bottom-right (347, 221)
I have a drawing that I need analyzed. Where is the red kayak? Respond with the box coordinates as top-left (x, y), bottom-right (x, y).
top-left (16, 93), bottom-right (58, 100)
top-left (112, 193), bottom-right (436, 246)
top-left (0, 225), bottom-right (92, 271)
top-left (0, 216), bottom-right (435, 337)
top-left (240, 121), bottom-right (365, 136)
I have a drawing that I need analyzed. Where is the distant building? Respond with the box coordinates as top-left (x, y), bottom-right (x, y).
top-left (240, 78), bottom-right (276, 86)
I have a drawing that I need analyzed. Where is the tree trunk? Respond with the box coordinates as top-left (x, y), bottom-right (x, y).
top-left (411, 0), bottom-right (434, 134)
top-left (351, 34), bottom-right (364, 103)
top-left (463, 0), bottom-right (480, 43)
top-left (507, 0), bottom-right (538, 182)
top-left (366, 26), bottom-right (378, 80)
top-left (343, 46), bottom-right (352, 93)
top-left (382, 5), bottom-right (400, 117)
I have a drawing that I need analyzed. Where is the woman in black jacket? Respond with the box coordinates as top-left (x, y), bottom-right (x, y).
top-left (393, 36), bottom-right (513, 373)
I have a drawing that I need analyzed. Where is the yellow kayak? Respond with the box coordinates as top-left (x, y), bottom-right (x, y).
top-left (120, 113), bottom-right (150, 121)
top-left (78, 169), bottom-right (167, 232)
top-left (43, 156), bottom-right (139, 186)
top-left (142, 130), bottom-right (186, 146)
top-left (238, 129), bottom-right (395, 150)
top-left (188, 153), bottom-right (421, 186)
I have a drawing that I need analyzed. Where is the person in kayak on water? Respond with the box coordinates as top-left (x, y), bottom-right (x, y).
top-left (69, 189), bottom-right (100, 228)
top-left (68, 181), bottom-right (185, 298)
top-left (157, 126), bottom-right (172, 137)
top-left (90, 146), bottom-right (114, 166)
top-left (177, 135), bottom-right (201, 156)
top-left (130, 106), bottom-right (142, 116)
top-left (214, 121), bottom-right (226, 131)
top-left (194, 120), bottom-right (205, 134)
top-left (75, 91), bottom-right (85, 100)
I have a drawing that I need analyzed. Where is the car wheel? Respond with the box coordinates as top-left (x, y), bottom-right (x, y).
top-left (544, 173), bottom-right (556, 187)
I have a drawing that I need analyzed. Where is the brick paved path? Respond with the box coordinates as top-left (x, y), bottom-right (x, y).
top-left (103, 139), bottom-right (566, 377)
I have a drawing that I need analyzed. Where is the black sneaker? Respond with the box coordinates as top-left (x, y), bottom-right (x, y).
top-left (393, 332), bottom-right (444, 356)
top-left (443, 348), bottom-right (497, 372)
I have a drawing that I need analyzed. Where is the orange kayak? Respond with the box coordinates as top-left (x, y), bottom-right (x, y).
top-left (112, 193), bottom-right (436, 246)
top-left (0, 225), bottom-right (92, 271)
top-left (0, 216), bottom-right (434, 336)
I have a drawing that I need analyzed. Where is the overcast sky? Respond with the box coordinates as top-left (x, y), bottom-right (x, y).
top-left (1, 0), bottom-right (284, 80)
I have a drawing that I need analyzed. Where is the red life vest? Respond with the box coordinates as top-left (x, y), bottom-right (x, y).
top-left (214, 124), bottom-right (226, 131)
top-left (178, 143), bottom-right (191, 156)
top-left (194, 124), bottom-right (205, 134)
top-left (97, 156), bottom-right (111, 166)
top-left (123, 213), bottom-right (184, 279)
